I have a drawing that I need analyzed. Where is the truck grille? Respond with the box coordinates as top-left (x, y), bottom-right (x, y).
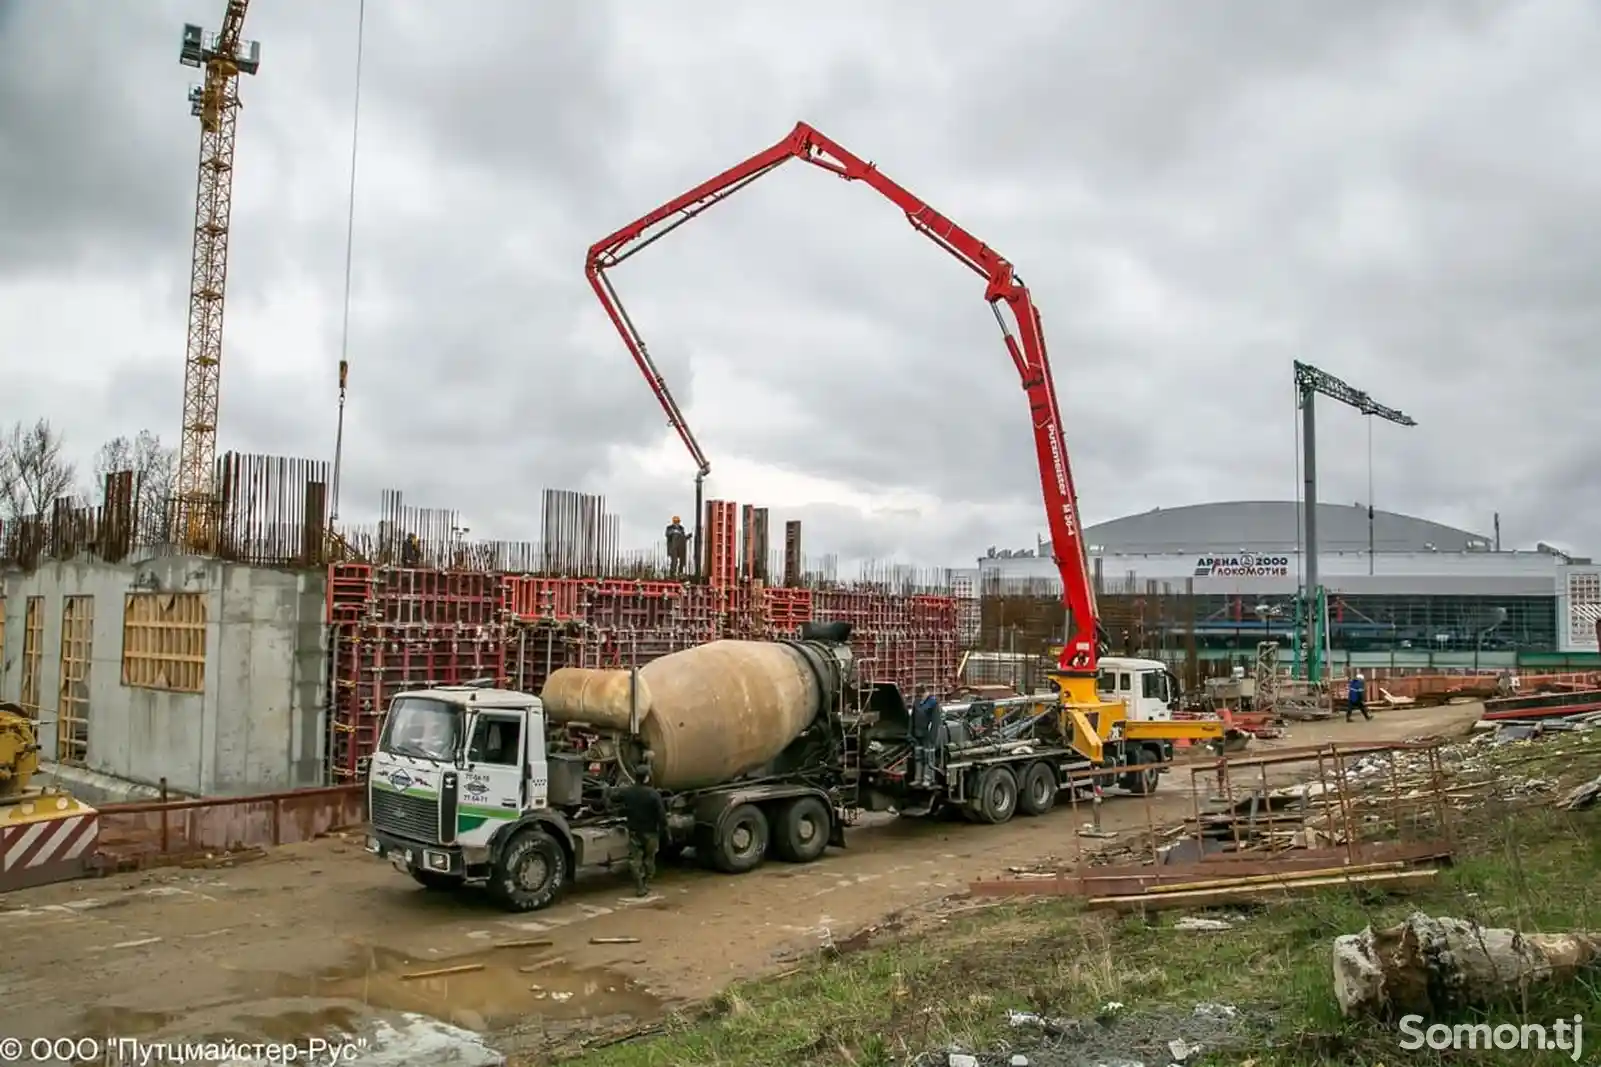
top-left (371, 788), bottom-right (439, 841)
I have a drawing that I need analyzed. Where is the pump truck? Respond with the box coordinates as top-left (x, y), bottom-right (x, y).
top-left (364, 122), bottom-right (1222, 910)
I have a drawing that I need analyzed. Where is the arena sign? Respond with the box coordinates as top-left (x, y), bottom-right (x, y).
top-left (1193, 552), bottom-right (1291, 578)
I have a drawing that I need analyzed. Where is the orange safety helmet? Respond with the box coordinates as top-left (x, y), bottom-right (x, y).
top-left (671, 515), bottom-right (681, 524)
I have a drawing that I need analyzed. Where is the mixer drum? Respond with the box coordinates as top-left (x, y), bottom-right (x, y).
top-left (540, 641), bottom-right (826, 792)
top-left (538, 667), bottom-right (652, 733)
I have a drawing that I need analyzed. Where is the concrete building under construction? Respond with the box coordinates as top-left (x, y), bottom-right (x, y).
top-left (0, 454), bottom-right (967, 800)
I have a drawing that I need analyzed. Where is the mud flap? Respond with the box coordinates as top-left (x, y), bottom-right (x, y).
top-left (829, 818), bottom-right (847, 849)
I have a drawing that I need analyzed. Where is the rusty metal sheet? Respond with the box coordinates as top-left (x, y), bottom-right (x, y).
top-left (92, 785), bottom-right (366, 872)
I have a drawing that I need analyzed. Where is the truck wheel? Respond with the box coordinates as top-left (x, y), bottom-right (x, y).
top-left (712, 804), bottom-right (770, 874)
top-left (1017, 762), bottom-right (1057, 816)
top-left (486, 828), bottom-right (567, 912)
top-left (970, 766), bottom-right (1018, 824)
top-left (1121, 749), bottom-right (1162, 795)
top-left (772, 797), bottom-right (831, 864)
top-left (410, 868), bottom-right (463, 892)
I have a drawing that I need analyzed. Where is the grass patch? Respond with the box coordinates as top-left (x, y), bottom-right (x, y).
top-left (561, 736), bottom-right (1601, 1067)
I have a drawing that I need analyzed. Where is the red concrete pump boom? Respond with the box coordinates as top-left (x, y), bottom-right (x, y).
top-left (584, 121), bottom-right (1108, 687)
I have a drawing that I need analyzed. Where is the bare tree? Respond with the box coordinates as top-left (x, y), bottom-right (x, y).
top-left (94, 430), bottom-right (176, 531)
top-left (0, 419), bottom-right (77, 526)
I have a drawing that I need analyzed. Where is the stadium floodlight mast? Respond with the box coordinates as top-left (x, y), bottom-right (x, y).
top-left (1293, 361), bottom-right (1417, 682)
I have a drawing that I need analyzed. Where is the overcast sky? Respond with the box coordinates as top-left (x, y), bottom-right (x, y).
top-left (3, 0), bottom-right (1598, 570)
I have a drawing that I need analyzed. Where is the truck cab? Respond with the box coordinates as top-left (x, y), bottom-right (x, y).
top-left (1095, 656), bottom-right (1182, 721)
top-left (364, 685), bottom-right (629, 912)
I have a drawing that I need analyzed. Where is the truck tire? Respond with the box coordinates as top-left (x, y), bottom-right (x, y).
top-left (772, 797), bottom-right (831, 864)
top-left (1121, 748), bottom-right (1162, 795)
top-left (969, 766), bottom-right (1018, 824)
top-left (410, 868), bottom-right (463, 892)
top-left (486, 828), bottom-right (567, 912)
top-left (1017, 762), bottom-right (1057, 816)
top-left (711, 804), bottom-right (769, 874)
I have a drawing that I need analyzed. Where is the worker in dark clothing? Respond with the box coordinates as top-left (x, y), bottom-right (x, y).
top-left (611, 780), bottom-right (667, 896)
top-left (909, 687), bottom-right (941, 788)
top-left (401, 533), bottom-right (422, 567)
top-left (664, 516), bottom-right (689, 578)
top-left (1346, 672), bottom-right (1371, 722)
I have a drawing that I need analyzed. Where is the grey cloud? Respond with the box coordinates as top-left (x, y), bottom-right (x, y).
top-left (2, 0), bottom-right (1599, 568)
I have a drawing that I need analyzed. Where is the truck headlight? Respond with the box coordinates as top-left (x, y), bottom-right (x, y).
top-left (425, 851), bottom-right (450, 871)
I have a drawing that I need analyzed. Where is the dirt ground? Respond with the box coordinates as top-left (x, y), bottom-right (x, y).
top-left (0, 701), bottom-right (1483, 1059)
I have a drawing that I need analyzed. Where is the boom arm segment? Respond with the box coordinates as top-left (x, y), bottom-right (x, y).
top-left (585, 122), bottom-right (1105, 676)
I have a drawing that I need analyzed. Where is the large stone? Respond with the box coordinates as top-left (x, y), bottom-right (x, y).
top-left (1333, 911), bottom-right (1601, 1017)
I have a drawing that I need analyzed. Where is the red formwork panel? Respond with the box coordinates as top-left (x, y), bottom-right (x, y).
top-left (322, 561), bottom-right (964, 779)
top-left (502, 576), bottom-right (587, 621)
top-left (326, 619), bottom-right (511, 781)
top-left (910, 594), bottom-right (958, 631)
top-left (678, 584), bottom-right (725, 642)
top-left (758, 587), bottom-right (814, 636)
top-left (373, 568), bottom-right (505, 626)
top-left (327, 563), bottom-right (374, 623)
top-left (705, 500), bottom-right (738, 588)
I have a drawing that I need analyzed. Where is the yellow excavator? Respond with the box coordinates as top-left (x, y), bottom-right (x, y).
top-left (0, 703), bottom-right (98, 891)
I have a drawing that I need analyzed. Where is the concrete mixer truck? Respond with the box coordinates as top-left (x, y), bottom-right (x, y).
top-left (364, 623), bottom-right (1219, 912)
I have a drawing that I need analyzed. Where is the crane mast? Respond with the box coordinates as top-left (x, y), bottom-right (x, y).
top-left (1292, 360), bottom-right (1417, 682)
top-left (586, 122), bottom-right (1108, 695)
top-left (174, 1), bottom-right (260, 552)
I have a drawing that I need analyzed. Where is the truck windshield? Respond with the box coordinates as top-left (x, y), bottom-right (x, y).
top-left (381, 697), bottom-right (460, 761)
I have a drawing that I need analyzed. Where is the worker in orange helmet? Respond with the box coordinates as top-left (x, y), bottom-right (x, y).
top-left (665, 515), bottom-right (689, 577)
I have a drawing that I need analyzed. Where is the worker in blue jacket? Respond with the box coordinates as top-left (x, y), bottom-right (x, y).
top-left (1346, 672), bottom-right (1371, 722)
top-left (910, 688), bottom-right (941, 788)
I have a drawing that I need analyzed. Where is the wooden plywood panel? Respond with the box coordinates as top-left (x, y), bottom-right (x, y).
top-left (19, 596), bottom-right (43, 718)
top-left (57, 595), bottom-right (93, 764)
top-left (122, 592), bottom-right (207, 694)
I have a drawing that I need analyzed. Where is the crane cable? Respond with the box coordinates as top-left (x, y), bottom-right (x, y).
top-left (330, 0), bottom-right (367, 520)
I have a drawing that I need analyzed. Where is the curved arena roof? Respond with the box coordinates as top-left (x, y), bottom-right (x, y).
top-left (1073, 501), bottom-right (1492, 555)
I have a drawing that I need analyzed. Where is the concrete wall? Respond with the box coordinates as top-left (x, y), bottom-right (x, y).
top-left (0, 555), bottom-right (327, 796)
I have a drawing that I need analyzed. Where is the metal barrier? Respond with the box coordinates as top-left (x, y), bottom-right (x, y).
top-left (970, 741), bottom-right (1456, 897)
top-left (90, 784), bottom-right (367, 872)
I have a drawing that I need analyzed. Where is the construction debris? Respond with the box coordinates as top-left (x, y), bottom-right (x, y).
top-left (1088, 867), bottom-right (1437, 913)
top-left (399, 962), bottom-right (485, 981)
top-left (970, 741), bottom-right (1457, 900)
top-left (1560, 774), bottom-right (1601, 810)
top-left (1332, 912), bottom-right (1601, 1017)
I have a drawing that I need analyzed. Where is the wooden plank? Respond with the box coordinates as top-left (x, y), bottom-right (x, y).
top-left (1142, 861), bottom-right (1408, 895)
top-left (400, 963), bottom-right (485, 980)
top-left (1086, 868), bottom-right (1439, 913)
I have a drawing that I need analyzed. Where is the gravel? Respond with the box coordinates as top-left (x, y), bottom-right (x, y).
top-left (917, 1001), bottom-right (1275, 1067)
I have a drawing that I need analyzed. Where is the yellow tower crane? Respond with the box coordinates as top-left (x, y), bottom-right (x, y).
top-left (173, 2), bottom-right (261, 552)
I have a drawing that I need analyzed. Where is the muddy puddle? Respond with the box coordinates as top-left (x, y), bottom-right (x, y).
top-left (253, 944), bottom-right (662, 1033)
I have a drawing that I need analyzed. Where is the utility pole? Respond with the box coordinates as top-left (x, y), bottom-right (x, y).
top-left (1293, 361), bottom-right (1417, 683)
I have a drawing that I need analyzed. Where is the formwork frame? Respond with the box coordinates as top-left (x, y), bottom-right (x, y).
top-left (122, 592), bottom-right (207, 693)
top-left (57, 595), bottom-right (94, 764)
top-left (323, 560), bottom-right (965, 782)
top-left (19, 596), bottom-right (43, 718)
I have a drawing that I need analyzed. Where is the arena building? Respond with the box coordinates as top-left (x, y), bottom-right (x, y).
top-left (969, 500), bottom-right (1601, 666)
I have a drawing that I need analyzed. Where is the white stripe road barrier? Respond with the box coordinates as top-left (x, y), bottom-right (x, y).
top-left (2, 815), bottom-right (99, 871)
